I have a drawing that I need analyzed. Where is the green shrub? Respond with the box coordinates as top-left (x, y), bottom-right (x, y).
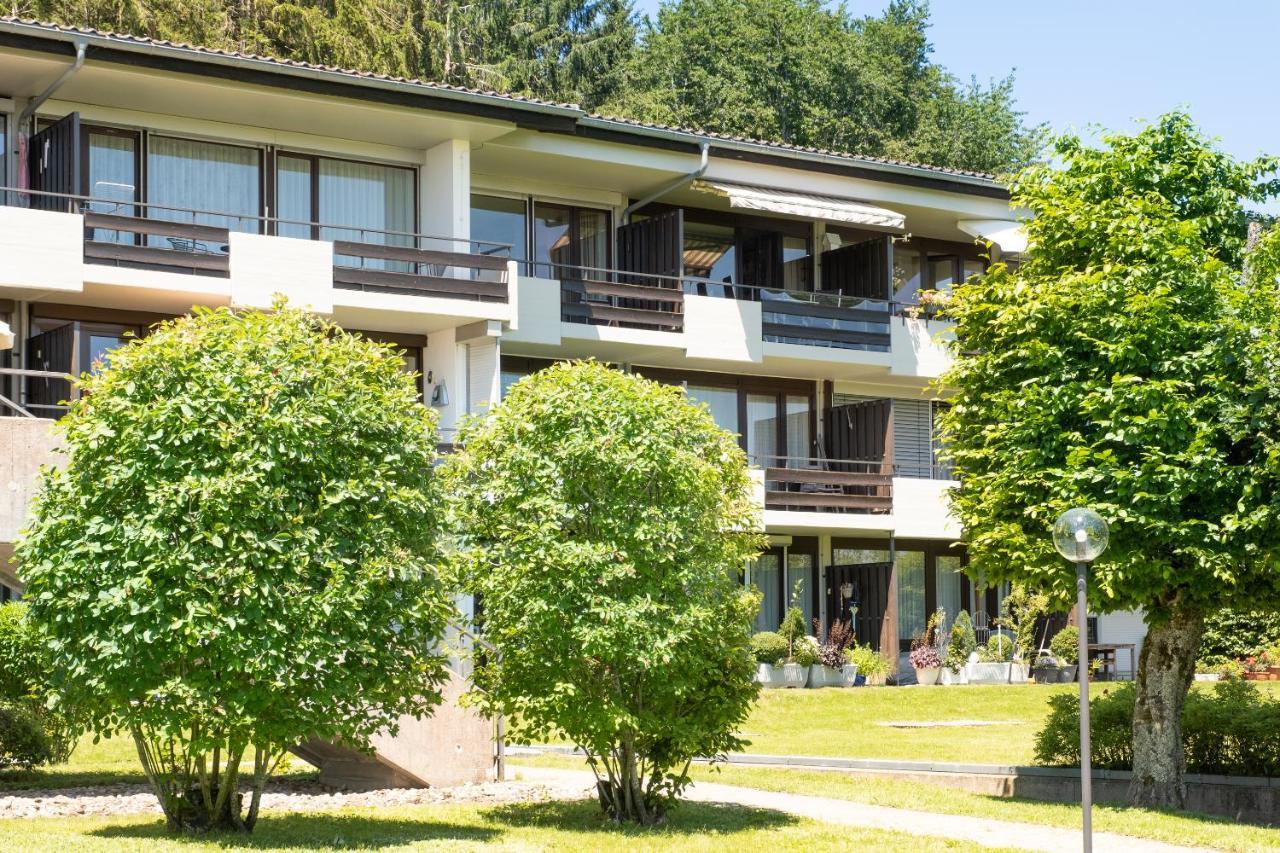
top-left (980, 634), bottom-right (1014, 662)
top-left (0, 700), bottom-right (53, 769)
top-left (1199, 609), bottom-right (1280, 661)
top-left (0, 603), bottom-right (40, 702)
top-left (750, 632), bottom-right (788, 666)
top-left (793, 636), bottom-right (819, 668)
top-left (944, 611), bottom-right (976, 671)
top-left (1035, 680), bottom-right (1280, 776)
top-left (778, 607), bottom-right (807, 655)
top-left (1049, 626), bottom-right (1079, 665)
top-left (845, 643), bottom-right (891, 679)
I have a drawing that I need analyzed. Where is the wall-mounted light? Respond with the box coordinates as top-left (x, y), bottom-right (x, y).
top-left (430, 380), bottom-right (449, 408)
top-left (840, 582), bottom-right (854, 599)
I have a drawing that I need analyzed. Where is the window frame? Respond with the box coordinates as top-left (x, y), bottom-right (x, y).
top-left (272, 149), bottom-right (420, 240)
top-left (531, 199), bottom-right (614, 279)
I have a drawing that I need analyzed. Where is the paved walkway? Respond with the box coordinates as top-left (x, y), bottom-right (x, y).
top-left (515, 766), bottom-right (1209, 853)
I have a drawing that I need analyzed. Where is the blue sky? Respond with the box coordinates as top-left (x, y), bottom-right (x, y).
top-left (631, 1), bottom-right (1280, 209)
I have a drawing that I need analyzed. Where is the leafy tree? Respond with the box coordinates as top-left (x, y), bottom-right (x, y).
top-left (609, 0), bottom-right (1043, 173)
top-left (447, 361), bottom-right (764, 825)
top-left (939, 112), bottom-right (1278, 808)
top-left (17, 305), bottom-right (453, 832)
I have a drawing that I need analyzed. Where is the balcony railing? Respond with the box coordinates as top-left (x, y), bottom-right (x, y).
top-left (552, 265), bottom-right (685, 332)
top-left (2, 188), bottom-right (512, 301)
top-left (758, 455), bottom-right (893, 514)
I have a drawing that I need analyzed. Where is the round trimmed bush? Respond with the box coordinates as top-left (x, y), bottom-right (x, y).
top-left (751, 631), bottom-right (789, 666)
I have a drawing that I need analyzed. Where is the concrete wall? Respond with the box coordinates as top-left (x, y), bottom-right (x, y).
top-left (0, 207), bottom-right (84, 292)
top-left (0, 419), bottom-right (62, 544)
top-left (889, 317), bottom-right (953, 379)
top-left (506, 276), bottom-right (562, 346)
top-left (684, 294), bottom-right (762, 363)
top-left (228, 232), bottom-right (334, 313)
top-left (891, 477), bottom-right (959, 539)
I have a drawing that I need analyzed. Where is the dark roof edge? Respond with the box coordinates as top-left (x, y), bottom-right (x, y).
top-left (0, 17), bottom-right (1010, 200)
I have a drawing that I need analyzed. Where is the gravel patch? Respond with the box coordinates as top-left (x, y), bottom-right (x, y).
top-left (0, 776), bottom-right (593, 820)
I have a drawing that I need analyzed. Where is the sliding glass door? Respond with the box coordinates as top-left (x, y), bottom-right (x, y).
top-left (147, 136), bottom-right (261, 251)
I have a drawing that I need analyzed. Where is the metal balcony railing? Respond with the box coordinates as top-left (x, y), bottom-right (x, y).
top-left (1, 188), bottom-right (512, 301)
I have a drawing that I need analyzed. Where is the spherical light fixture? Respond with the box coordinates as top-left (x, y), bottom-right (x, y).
top-left (1052, 507), bottom-right (1109, 563)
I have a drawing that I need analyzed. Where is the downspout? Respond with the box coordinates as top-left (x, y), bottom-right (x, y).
top-left (620, 141), bottom-right (710, 224)
top-left (16, 39), bottom-right (88, 188)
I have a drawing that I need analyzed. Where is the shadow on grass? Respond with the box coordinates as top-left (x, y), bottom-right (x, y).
top-left (0, 767), bottom-right (320, 794)
top-left (86, 799), bottom-right (798, 849)
top-left (484, 798), bottom-right (800, 836)
top-left (89, 812), bottom-right (502, 849)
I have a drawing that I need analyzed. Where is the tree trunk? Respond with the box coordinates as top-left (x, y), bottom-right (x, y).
top-left (1128, 607), bottom-right (1203, 809)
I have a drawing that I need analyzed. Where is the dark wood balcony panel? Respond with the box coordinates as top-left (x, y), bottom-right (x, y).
top-left (563, 278), bottom-right (683, 303)
top-left (334, 267), bottom-right (507, 302)
top-left (83, 212), bottom-right (230, 243)
top-left (331, 240), bottom-right (509, 272)
top-left (560, 300), bottom-right (684, 332)
top-left (760, 294), bottom-right (890, 324)
top-left (764, 488), bottom-right (893, 512)
top-left (761, 322), bottom-right (890, 349)
top-left (764, 466), bottom-right (890, 488)
top-left (83, 240), bottom-right (230, 275)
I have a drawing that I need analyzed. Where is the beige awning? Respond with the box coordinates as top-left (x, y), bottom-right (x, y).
top-left (957, 219), bottom-right (1028, 255)
top-left (692, 180), bottom-right (905, 230)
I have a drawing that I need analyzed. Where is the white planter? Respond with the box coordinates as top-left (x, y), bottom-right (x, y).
top-left (968, 662), bottom-right (1014, 684)
top-left (1194, 673), bottom-right (1222, 682)
top-left (864, 673), bottom-right (887, 686)
top-left (756, 663), bottom-right (786, 689)
top-left (939, 666), bottom-right (968, 685)
top-left (808, 665), bottom-right (843, 688)
top-left (1012, 662), bottom-right (1031, 683)
top-left (914, 666), bottom-right (941, 686)
top-left (782, 662), bottom-right (808, 688)
top-left (840, 664), bottom-right (860, 687)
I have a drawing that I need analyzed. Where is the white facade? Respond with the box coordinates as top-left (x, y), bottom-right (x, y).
top-left (0, 19), bottom-right (1031, 652)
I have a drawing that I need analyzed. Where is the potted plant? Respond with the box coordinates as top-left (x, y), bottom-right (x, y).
top-left (845, 643), bottom-right (891, 686)
top-left (1268, 643), bottom-right (1280, 679)
top-left (940, 610), bottom-right (976, 685)
top-left (997, 585), bottom-right (1048, 682)
top-left (810, 618), bottom-right (855, 687)
top-left (910, 608), bottom-right (945, 685)
top-left (968, 634), bottom-right (1016, 684)
top-left (793, 635), bottom-right (819, 686)
top-left (750, 631), bottom-right (789, 689)
top-left (1033, 626), bottom-right (1079, 683)
top-left (777, 607), bottom-right (810, 687)
top-left (1242, 654), bottom-right (1272, 682)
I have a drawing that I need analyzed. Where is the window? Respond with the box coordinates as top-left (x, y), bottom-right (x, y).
top-left (84, 128), bottom-right (139, 244)
top-left (684, 222), bottom-right (736, 284)
top-left (750, 551), bottom-right (783, 633)
top-left (471, 194), bottom-right (527, 262)
top-left (532, 202), bottom-right (610, 279)
top-left (782, 235), bottom-right (812, 291)
top-left (896, 550), bottom-right (926, 643)
top-left (686, 385), bottom-right (738, 434)
top-left (936, 555), bottom-right (964, 626)
top-left (276, 154), bottom-right (415, 265)
top-left (893, 242), bottom-right (986, 305)
top-left (148, 137), bottom-right (261, 246)
top-left (786, 551), bottom-right (816, 630)
top-left (892, 248), bottom-right (924, 303)
top-left (745, 394), bottom-right (779, 466)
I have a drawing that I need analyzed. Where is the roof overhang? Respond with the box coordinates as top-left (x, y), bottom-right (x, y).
top-left (957, 219), bottom-right (1028, 255)
top-left (693, 179), bottom-right (906, 230)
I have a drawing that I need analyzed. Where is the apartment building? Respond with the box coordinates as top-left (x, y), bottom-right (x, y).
top-left (0, 18), bottom-right (1046, 669)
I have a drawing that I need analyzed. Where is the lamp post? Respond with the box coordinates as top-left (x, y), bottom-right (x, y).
top-left (1052, 508), bottom-right (1109, 853)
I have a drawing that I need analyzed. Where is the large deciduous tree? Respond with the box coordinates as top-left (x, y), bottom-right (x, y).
top-left (18, 306), bottom-right (453, 832)
top-left (447, 361), bottom-right (764, 825)
top-left (939, 113), bottom-right (1278, 808)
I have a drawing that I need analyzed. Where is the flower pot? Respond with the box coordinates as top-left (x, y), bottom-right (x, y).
top-left (865, 673), bottom-right (887, 686)
top-left (755, 663), bottom-right (786, 689)
top-left (782, 662), bottom-right (808, 688)
top-left (840, 664), bottom-right (859, 687)
top-left (914, 666), bottom-right (941, 686)
top-left (853, 673), bottom-right (867, 687)
top-left (1032, 665), bottom-right (1058, 684)
top-left (809, 665), bottom-right (843, 688)
top-left (1012, 662), bottom-right (1031, 683)
top-left (1194, 672), bottom-right (1221, 682)
top-left (968, 662), bottom-right (1014, 685)
top-left (1270, 666), bottom-right (1280, 678)
top-left (939, 666), bottom-right (967, 685)
top-left (1244, 671), bottom-right (1268, 682)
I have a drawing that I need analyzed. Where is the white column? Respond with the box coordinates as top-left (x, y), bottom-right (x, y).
top-left (421, 139), bottom-right (470, 251)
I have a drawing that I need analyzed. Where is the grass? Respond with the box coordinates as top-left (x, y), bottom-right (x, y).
top-left (0, 733), bottom-right (317, 792)
top-left (0, 799), bottom-right (1026, 852)
top-left (511, 755), bottom-right (1280, 852)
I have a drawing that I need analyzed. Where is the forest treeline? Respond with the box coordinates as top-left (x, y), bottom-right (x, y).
top-left (13, 0), bottom-right (1043, 173)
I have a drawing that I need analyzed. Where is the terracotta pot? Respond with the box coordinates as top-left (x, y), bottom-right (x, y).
top-left (1244, 671), bottom-right (1267, 681)
top-left (1269, 666), bottom-right (1280, 678)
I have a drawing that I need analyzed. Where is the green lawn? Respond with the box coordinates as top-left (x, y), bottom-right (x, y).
top-left (2, 800), bottom-right (1024, 852)
top-left (725, 684), bottom-right (1073, 765)
top-left (510, 756), bottom-right (1280, 853)
top-left (0, 733), bottom-right (317, 792)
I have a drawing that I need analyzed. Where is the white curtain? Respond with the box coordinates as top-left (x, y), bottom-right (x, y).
top-left (936, 555), bottom-right (963, 627)
top-left (147, 137), bottom-right (260, 249)
top-left (686, 385), bottom-right (738, 436)
top-left (319, 159), bottom-right (414, 270)
top-left (87, 133), bottom-right (136, 244)
top-left (751, 553), bottom-right (782, 633)
top-left (746, 394), bottom-right (778, 466)
top-left (785, 395), bottom-right (810, 465)
top-left (275, 155), bottom-right (312, 240)
top-left (896, 550), bottom-right (926, 642)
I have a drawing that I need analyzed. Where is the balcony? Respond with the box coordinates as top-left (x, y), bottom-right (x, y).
top-left (759, 455), bottom-right (893, 514)
top-left (559, 269), bottom-right (684, 332)
top-left (0, 188), bottom-right (513, 309)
